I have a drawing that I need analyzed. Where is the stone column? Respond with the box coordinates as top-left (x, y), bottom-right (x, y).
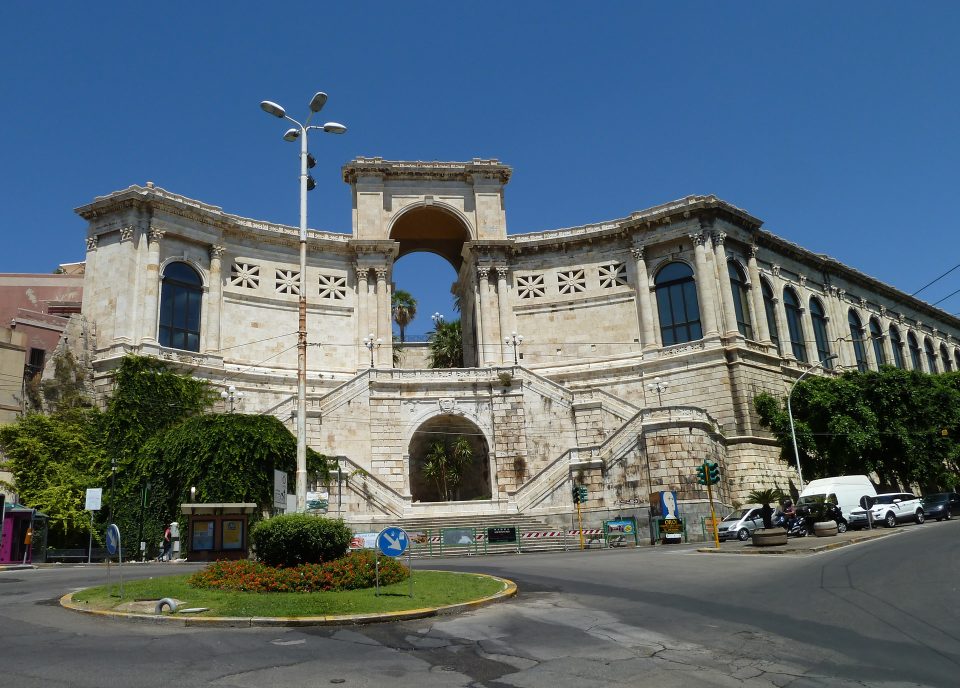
top-left (204, 244), bottom-right (224, 353)
top-left (355, 264), bottom-right (369, 368)
top-left (495, 266), bottom-right (512, 364)
top-left (631, 246), bottom-right (657, 351)
top-left (691, 232), bottom-right (719, 337)
top-left (713, 232), bottom-right (739, 337)
top-left (770, 265), bottom-right (793, 360)
top-left (798, 276), bottom-right (818, 362)
top-left (827, 288), bottom-right (850, 368)
top-left (747, 246), bottom-right (771, 344)
top-left (476, 266), bottom-right (491, 366)
top-left (140, 227), bottom-right (165, 343)
top-left (859, 305), bottom-right (877, 370)
top-left (879, 309), bottom-right (895, 364)
top-left (375, 266), bottom-right (393, 367)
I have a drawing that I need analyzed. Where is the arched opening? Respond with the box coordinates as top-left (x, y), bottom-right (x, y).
top-left (159, 262), bottom-right (202, 352)
top-left (390, 205), bottom-right (471, 270)
top-left (408, 414), bottom-right (491, 503)
top-left (389, 206), bottom-right (475, 366)
top-left (654, 261), bottom-right (701, 345)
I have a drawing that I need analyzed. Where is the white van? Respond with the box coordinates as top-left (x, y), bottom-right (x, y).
top-left (797, 475), bottom-right (877, 528)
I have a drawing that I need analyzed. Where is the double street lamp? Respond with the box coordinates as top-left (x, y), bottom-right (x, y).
top-left (220, 385), bottom-right (244, 412)
top-left (505, 331), bottom-right (523, 364)
top-left (787, 353), bottom-right (838, 490)
top-left (646, 376), bottom-right (668, 406)
top-left (260, 91), bottom-right (346, 513)
top-left (363, 333), bottom-right (382, 368)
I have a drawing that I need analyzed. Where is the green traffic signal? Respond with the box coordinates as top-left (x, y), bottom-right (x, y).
top-left (707, 461), bottom-right (721, 485)
top-left (696, 463), bottom-right (707, 485)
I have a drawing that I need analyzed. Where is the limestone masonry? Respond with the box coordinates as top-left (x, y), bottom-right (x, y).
top-left (73, 159), bottom-right (960, 528)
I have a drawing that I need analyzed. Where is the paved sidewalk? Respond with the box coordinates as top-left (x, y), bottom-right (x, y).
top-left (696, 527), bottom-right (900, 555)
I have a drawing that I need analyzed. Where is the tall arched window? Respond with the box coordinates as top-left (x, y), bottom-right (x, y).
top-left (727, 262), bottom-right (752, 339)
top-left (848, 310), bottom-right (868, 372)
top-left (783, 287), bottom-right (807, 362)
top-left (889, 326), bottom-right (905, 369)
top-left (908, 332), bottom-right (922, 370)
top-left (159, 262), bottom-right (203, 352)
top-left (869, 318), bottom-right (886, 368)
top-left (941, 344), bottom-right (953, 372)
top-left (655, 262), bottom-right (702, 345)
top-left (761, 279), bottom-right (781, 354)
top-left (925, 338), bottom-right (938, 373)
top-left (809, 298), bottom-right (832, 368)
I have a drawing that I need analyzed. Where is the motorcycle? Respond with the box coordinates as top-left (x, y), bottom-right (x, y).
top-left (775, 504), bottom-right (848, 536)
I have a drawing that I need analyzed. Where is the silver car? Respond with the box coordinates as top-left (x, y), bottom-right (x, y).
top-left (718, 507), bottom-right (769, 541)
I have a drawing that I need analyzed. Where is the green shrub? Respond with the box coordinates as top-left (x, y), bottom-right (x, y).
top-left (188, 550), bottom-right (408, 592)
top-left (250, 514), bottom-right (352, 567)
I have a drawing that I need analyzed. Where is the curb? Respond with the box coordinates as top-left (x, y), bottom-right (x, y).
top-left (59, 572), bottom-right (517, 628)
top-left (695, 529), bottom-right (899, 555)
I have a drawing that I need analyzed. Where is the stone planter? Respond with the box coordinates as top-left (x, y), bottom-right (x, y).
top-left (751, 528), bottom-right (788, 547)
top-left (813, 521), bottom-right (838, 537)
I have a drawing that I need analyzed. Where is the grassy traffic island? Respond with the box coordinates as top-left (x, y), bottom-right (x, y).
top-left (62, 516), bottom-right (516, 626)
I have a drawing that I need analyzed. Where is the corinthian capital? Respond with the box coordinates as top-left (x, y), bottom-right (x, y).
top-left (476, 265), bottom-right (491, 280)
top-left (712, 231), bottom-right (727, 248)
top-left (374, 266), bottom-right (389, 281)
top-left (120, 226), bottom-right (134, 242)
top-left (630, 246), bottom-right (645, 262)
top-left (688, 232), bottom-right (709, 248)
top-left (148, 228), bottom-right (166, 244)
top-left (209, 244), bottom-right (225, 260)
top-left (495, 266), bottom-right (510, 280)
top-left (86, 235), bottom-right (99, 251)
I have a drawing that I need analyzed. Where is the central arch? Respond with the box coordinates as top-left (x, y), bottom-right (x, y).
top-left (389, 204), bottom-right (471, 271)
top-left (408, 414), bottom-right (491, 502)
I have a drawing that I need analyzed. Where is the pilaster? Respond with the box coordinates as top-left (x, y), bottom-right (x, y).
top-left (204, 244), bottom-right (224, 353)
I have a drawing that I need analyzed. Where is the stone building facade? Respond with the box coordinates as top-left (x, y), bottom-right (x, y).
top-left (73, 159), bottom-right (960, 527)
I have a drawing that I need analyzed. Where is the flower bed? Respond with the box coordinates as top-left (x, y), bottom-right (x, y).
top-left (188, 550), bottom-right (408, 593)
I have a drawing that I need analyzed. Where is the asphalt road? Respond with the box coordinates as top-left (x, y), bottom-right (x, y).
top-left (2, 519), bottom-right (957, 688)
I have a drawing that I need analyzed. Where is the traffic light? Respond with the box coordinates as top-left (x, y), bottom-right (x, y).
top-left (707, 461), bottom-right (720, 485)
top-left (578, 486), bottom-right (588, 503)
top-left (572, 484), bottom-right (587, 504)
top-left (696, 463), bottom-right (707, 485)
top-left (572, 484), bottom-right (581, 504)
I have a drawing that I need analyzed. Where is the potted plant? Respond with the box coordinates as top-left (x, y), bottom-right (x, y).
top-left (746, 488), bottom-right (788, 546)
top-left (803, 496), bottom-right (839, 537)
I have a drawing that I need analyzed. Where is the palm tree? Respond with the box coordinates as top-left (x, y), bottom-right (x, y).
top-left (391, 290), bottom-right (417, 343)
top-left (747, 488), bottom-right (786, 529)
top-left (422, 435), bottom-right (473, 500)
top-left (428, 319), bottom-right (463, 368)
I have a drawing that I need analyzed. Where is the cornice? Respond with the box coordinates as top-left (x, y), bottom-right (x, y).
top-left (341, 157), bottom-right (512, 185)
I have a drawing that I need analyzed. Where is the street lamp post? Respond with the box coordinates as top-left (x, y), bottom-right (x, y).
top-left (432, 312), bottom-right (444, 327)
top-left (787, 353), bottom-right (838, 490)
top-left (362, 333), bottom-right (382, 368)
top-left (505, 331), bottom-right (523, 364)
top-left (220, 385), bottom-right (244, 412)
top-left (646, 377), bottom-right (668, 406)
top-left (260, 92), bottom-right (346, 513)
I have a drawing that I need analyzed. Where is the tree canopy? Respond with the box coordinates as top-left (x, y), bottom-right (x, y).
top-left (428, 318), bottom-right (463, 368)
top-left (754, 367), bottom-right (960, 490)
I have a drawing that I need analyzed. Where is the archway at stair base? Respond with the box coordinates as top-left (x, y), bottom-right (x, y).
top-left (408, 414), bottom-right (491, 503)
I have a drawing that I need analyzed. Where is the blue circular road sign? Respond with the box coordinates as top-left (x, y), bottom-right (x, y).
top-left (105, 523), bottom-right (121, 556)
top-left (376, 527), bottom-right (409, 557)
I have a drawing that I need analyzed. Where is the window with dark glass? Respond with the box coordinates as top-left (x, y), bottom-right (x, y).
top-left (941, 344), bottom-right (952, 372)
top-left (783, 287), bottom-right (807, 362)
top-left (925, 338), bottom-right (938, 373)
top-left (26, 348), bottom-right (46, 376)
top-left (727, 262), bottom-right (752, 339)
top-left (655, 262), bottom-right (702, 345)
top-left (889, 326), bottom-right (905, 369)
top-left (908, 333), bottom-right (922, 370)
top-left (159, 262), bottom-right (203, 352)
top-left (809, 298), bottom-right (832, 368)
top-left (761, 279), bottom-right (780, 354)
top-left (848, 310), bottom-right (868, 372)
top-left (869, 318), bottom-right (886, 368)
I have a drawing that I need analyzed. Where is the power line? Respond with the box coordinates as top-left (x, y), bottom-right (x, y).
top-left (912, 262), bottom-right (960, 296)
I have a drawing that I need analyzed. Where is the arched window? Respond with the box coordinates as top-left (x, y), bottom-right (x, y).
top-left (889, 326), bottom-right (905, 369)
top-left (159, 262), bottom-right (202, 352)
top-left (848, 310), bottom-right (868, 372)
top-left (908, 332), bottom-right (922, 370)
top-left (869, 318), bottom-right (886, 368)
top-left (727, 262), bottom-right (752, 339)
top-left (809, 298), bottom-right (832, 369)
top-left (925, 338), bottom-right (938, 373)
top-left (941, 344), bottom-right (952, 372)
top-left (955, 349), bottom-right (960, 370)
top-left (655, 262), bottom-right (702, 345)
top-left (761, 279), bottom-right (781, 354)
top-left (783, 287), bottom-right (807, 362)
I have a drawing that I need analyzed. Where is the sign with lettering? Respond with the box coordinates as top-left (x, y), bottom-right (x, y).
top-left (487, 526), bottom-right (518, 544)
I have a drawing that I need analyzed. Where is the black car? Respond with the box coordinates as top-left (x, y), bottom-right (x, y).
top-left (921, 492), bottom-right (960, 521)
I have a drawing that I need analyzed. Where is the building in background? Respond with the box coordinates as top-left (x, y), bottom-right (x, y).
top-left (70, 161), bottom-right (960, 528)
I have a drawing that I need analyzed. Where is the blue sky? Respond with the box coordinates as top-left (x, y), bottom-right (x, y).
top-left (2, 2), bottom-right (959, 336)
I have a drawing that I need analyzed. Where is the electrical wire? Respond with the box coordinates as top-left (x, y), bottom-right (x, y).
top-left (912, 262), bottom-right (960, 297)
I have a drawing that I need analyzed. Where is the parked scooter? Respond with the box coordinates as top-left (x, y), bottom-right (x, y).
top-left (773, 510), bottom-right (809, 537)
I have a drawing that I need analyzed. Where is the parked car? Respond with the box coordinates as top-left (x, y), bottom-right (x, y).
top-left (717, 507), bottom-right (777, 541)
top-left (921, 492), bottom-right (960, 521)
top-left (797, 475), bottom-right (876, 527)
top-left (848, 492), bottom-right (924, 529)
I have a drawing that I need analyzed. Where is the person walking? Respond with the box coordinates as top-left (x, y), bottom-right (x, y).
top-left (160, 524), bottom-right (172, 561)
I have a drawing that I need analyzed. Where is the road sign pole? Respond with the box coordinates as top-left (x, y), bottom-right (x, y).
top-left (88, 511), bottom-right (93, 564)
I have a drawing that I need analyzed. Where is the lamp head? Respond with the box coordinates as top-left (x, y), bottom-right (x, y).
top-left (282, 128), bottom-right (300, 142)
top-left (322, 121), bottom-right (347, 134)
top-left (260, 100), bottom-right (286, 118)
top-left (309, 92), bottom-right (328, 113)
